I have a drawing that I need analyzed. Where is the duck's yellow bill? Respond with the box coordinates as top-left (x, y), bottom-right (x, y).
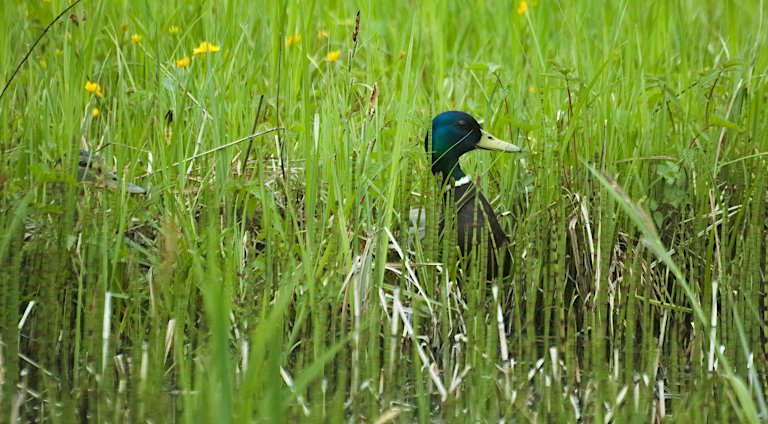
top-left (477, 130), bottom-right (522, 152)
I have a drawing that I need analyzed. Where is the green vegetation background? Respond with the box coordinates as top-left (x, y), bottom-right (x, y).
top-left (1, 0), bottom-right (766, 421)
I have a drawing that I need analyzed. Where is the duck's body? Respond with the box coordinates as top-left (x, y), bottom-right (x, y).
top-left (449, 179), bottom-right (511, 280)
top-left (77, 150), bottom-right (146, 194)
top-left (425, 111), bottom-right (520, 281)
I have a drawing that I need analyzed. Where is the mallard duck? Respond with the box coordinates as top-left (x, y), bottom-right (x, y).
top-left (77, 150), bottom-right (146, 194)
top-left (425, 111), bottom-right (522, 280)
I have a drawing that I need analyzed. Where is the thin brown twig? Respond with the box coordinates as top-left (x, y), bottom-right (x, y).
top-left (242, 94), bottom-right (265, 176)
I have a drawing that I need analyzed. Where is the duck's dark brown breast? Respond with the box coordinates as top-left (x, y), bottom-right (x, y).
top-left (444, 183), bottom-right (511, 281)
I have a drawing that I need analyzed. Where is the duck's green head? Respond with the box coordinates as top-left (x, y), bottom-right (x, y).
top-left (426, 111), bottom-right (521, 181)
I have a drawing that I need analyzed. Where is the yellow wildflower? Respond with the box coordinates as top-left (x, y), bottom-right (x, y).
top-left (85, 80), bottom-right (103, 98)
top-left (175, 56), bottom-right (190, 68)
top-left (517, 0), bottom-right (528, 15)
top-left (92, 107), bottom-right (100, 118)
top-left (326, 50), bottom-right (341, 62)
top-left (39, 58), bottom-right (47, 69)
top-left (43, 0), bottom-right (51, 3)
top-left (528, 85), bottom-right (536, 94)
top-left (131, 34), bottom-right (143, 44)
top-left (193, 41), bottom-right (221, 55)
top-left (285, 34), bottom-right (301, 46)
top-left (317, 30), bottom-right (329, 40)
top-left (169, 26), bottom-right (180, 36)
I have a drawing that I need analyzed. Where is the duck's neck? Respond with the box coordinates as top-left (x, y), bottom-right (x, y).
top-left (450, 174), bottom-right (472, 190)
top-left (435, 164), bottom-right (472, 193)
top-left (432, 160), bottom-right (466, 184)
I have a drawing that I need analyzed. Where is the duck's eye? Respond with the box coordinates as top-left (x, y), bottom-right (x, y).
top-left (457, 120), bottom-right (466, 128)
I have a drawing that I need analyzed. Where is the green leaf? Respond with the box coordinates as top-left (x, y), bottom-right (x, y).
top-left (465, 63), bottom-right (489, 72)
top-left (66, 234), bottom-right (78, 251)
top-left (708, 114), bottom-right (741, 131)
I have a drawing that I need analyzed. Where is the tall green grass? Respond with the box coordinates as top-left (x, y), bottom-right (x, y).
top-left (1, 0), bottom-right (767, 421)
